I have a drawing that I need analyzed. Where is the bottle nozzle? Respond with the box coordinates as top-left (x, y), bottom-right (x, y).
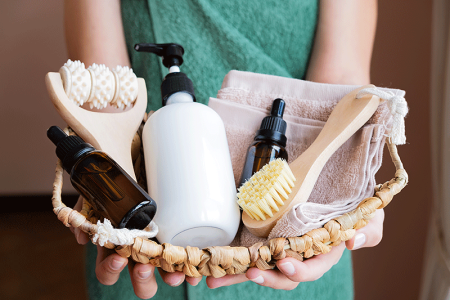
top-left (47, 126), bottom-right (68, 146)
top-left (134, 43), bottom-right (184, 68)
top-left (271, 98), bottom-right (286, 118)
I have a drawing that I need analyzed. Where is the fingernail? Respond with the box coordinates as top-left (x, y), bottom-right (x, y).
top-left (138, 270), bottom-right (152, 279)
top-left (170, 278), bottom-right (184, 287)
top-left (279, 262), bottom-right (296, 276)
top-left (111, 259), bottom-right (125, 270)
top-left (250, 275), bottom-right (264, 284)
top-left (353, 233), bottom-right (366, 250)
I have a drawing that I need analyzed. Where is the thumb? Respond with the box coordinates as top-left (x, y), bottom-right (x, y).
top-left (346, 209), bottom-right (384, 250)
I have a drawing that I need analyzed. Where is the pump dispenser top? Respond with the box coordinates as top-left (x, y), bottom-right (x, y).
top-left (135, 43), bottom-right (195, 105)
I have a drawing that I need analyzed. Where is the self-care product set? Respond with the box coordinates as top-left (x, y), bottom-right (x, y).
top-left (47, 43), bottom-right (408, 277)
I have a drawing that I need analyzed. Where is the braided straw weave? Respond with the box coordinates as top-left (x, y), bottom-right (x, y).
top-left (51, 129), bottom-right (408, 278)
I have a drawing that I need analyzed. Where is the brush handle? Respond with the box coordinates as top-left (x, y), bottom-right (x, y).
top-left (242, 85), bottom-right (381, 237)
top-left (45, 72), bottom-right (147, 180)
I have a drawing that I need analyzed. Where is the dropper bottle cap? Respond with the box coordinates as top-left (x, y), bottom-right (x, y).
top-left (134, 43), bottom-right (195, 105)
top-left (254, 98), bottom-right (287, 147)
top-left (47, 126), bottom-right (95, 172)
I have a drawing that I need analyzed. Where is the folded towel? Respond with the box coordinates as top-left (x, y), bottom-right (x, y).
top-left (208, 70), bottom-right (405, 246)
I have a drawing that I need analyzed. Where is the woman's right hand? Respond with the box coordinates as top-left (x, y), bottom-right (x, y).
top-left (70, 196), bottom-right (201, 299)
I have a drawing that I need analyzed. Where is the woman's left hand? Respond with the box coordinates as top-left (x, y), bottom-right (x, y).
top-left (206, 209), bottom-right (384, 290)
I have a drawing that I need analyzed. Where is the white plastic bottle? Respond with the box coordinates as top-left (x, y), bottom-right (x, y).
top-left (136, 43), bottom-right (240, 248)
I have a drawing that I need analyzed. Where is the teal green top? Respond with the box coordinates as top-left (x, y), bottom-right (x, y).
top-left (86, 0), bottom-right (354, 299)
top-left (120, 0), bottom-right (319, 112)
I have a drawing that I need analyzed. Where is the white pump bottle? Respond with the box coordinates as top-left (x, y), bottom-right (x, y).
top-left (136, 43), bottom-right (240, 248)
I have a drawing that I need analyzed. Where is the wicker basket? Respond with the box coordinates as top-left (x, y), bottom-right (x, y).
top-left (51, 126), bottom-right (407, 278)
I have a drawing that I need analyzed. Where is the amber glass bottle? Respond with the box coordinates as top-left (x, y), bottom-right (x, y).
top-left (239, 99), bottom-right (288, 187)
top-left (47, 126), bottom-right (157, 230)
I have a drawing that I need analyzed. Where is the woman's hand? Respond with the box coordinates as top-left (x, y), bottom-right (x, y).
top-left (345, 209), bottom-right (384, 251)
top-left (70, 197), bottom-right (157, 299)
top-left (207, 209), bottom-right (384, 290)
top-left (70, 197), bottom-right (202, 299)
top-left (92, 248), bottom-right (203, 298)
top-left (206, 243), bottom-right (345, 290)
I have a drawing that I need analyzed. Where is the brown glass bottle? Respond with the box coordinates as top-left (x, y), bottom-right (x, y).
top-left (239, 98), bottom-right (289, 187)
top-left (239, 139), bottom-right (288, 187)
top-left (70, 151), bottom-right (156, 229)
top-left (48, 126), bottom-right (157, 230)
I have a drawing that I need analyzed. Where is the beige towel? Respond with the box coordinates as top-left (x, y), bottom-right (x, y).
top-left (208, 70), bottom-right (405, 246)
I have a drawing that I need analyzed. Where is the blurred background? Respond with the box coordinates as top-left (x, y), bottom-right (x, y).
top-left (0, 0), bottom-right (439, 299)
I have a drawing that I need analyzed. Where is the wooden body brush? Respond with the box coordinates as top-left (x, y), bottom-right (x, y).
top-left (45, 60), bottom-right (147, 180)
top-left (239, 85), bottom-right (381, 237)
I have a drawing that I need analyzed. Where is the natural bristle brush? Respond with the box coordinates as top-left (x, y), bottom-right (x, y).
top-left (238, 85), bottom-right (382, 238)
top-left (237, 158), bottom-right (295, 220)
top-left (46, 59), bottom-right (147, 180)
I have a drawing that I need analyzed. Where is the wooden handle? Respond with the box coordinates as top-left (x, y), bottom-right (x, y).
top-left (243, 85), bottom-right (381, 237)
top-left (45, 72), bottom-right (147, 180)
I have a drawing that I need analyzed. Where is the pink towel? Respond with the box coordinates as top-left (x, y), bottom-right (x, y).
top-left (208, 71), bottom-right (405, 246)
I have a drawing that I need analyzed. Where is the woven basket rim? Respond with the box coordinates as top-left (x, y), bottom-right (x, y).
top-left (51, 128), bottom-right (408, 278)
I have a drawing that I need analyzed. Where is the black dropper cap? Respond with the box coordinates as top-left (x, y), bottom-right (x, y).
top-left (134, 43), bottom-right (196, 105)
top-left (118, 200), bottom-right (157, 230)
top-left (254, 99), bottom-right (287, 147)
top-left (47, 126), bottom-right (95, 172)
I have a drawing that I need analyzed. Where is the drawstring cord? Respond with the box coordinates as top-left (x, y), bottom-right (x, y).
top-left (356, 87), bottom-right (408, 145)
top-left (92, 219), bottom-right (159, 246)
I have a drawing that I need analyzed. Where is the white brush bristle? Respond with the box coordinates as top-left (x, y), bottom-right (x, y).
top-left (237, 158), bottom-right (296, 221)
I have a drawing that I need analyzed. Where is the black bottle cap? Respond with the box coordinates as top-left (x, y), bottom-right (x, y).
top-left (47, 126), bottom-right (95, 172)
top-left (118, 200), bottom-right (158, 230)
top-left (254, 99), bottom-right (287, 147)
top-left (161, 72), bottom-right (196, 105)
